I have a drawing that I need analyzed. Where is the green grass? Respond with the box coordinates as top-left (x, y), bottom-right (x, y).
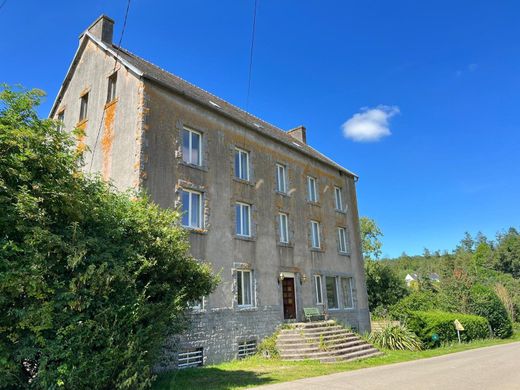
top-left (153, 333), bottom-right (520, 390)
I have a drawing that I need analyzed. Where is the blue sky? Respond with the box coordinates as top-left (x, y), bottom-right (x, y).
top-left (1, 1), bottom-right (519, 257)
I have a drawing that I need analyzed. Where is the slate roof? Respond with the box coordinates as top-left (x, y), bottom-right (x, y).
top-left (110, 44), bottom-right (357, 178)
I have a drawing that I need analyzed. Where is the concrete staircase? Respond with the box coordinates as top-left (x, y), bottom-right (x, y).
top-left (276, 320), bottom-right (382, 363)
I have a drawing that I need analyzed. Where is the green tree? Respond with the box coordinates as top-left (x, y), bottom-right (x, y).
top-left (365, 260), bottom-right (408, 312)
top-left (360, 216), bottom-right (383, 260)
top-left (0, 86), bottom-right (218, 389)
top-left (493, 228), bottom-right (520, 278)
top-left (473, 241), bottom-right (493, 269)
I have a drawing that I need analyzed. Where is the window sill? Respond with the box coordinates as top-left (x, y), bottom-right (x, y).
top-left (307, 201), bottom-right (321, 207)
top-left (277, 242), bottom-right (294, 248)
top-left (233, 177), bottom-right (254, 186)
top-left (234, 235), bottom-right (256, 242)
top-left (184, 227), bottom-right (208, 235)
top-left (236, 306), bottom-right (257, 312)
top-left (179, 161), bottom-right (208, 172)
top-left (275, 191), bottom-right (289, 197)
top-left (104, 98), bottom-right (119, 109)
top-left (335, 209), bottom-right (347, 215)
top-left (338, 252), bottom-right (351, 257)
top-left (76, 119), bottom-right (88, 127)
top-left (310, 248), bottom-right (325, 253)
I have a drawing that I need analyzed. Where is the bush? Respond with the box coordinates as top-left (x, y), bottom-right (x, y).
top-left (468, 285), bottom-right (513, 338)
top-left (390, 291), bottom-right (444, 320)
top-left (365, 260), bottom-right (408, 310)
top-left (368, 324), bottom-right (422, 351)
top-left (0, 86), bottom-right (218, 389)
top-left (407, 311), bottom-right (490, 348)
top-left (257, 333), bottom-right (279, 358)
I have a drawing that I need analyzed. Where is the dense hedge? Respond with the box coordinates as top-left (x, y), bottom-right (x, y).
top-left (468, 285), bottom-right (513, 338)
top-left (406, 311), bottom-right (490, 348)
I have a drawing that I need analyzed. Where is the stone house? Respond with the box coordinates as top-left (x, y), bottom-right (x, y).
top-left (50, 15), bottom-right (371, 368)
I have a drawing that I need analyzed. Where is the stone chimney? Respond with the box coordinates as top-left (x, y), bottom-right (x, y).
top-left (288, 125), bottom-right (307, 144)
top-left (86, 15), bottom-right (114, 44)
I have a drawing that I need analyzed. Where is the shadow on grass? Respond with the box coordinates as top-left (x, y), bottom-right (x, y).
top-left (153, 366), bottom-right (275, 390)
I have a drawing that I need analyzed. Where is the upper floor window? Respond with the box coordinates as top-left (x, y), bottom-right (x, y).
top-left (181, 189), bottom-right (203, 229)
top-left (57, 110), bottom-right (65, 132)
top-left (341, 277), bottom-right (354, 308)
top-left (314, 274), bottom-right (323, 305)
top-left (326, 276), bottom-right (339, 309)
top-left (307, 176), bottom-right (318, 202)
top-left (79, 93), bottom-right (88, 122)
top-left (334, 186), bottom-right (344, 211)
top-left (338, 227), bottom-right (350, 254)
top-left (182, 127), bottom-right (202, 166)
top-left (310, 220), bottom-right (321, 249)
top-left (235, 202), bottom-right (251, 237)
top-left (237, 269), bottom-right (254, 307)
top-left (106, 72), bottom-right (117, 103)
top-left (278, 212), bottom-right (289, 243)
top-left (234, 148), bottom-right (250, 181)
top-left (276, 164), bottom-right (287, 193)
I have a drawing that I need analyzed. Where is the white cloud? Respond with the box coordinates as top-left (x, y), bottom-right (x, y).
top-left (341, 105), bottom-right (399, 142)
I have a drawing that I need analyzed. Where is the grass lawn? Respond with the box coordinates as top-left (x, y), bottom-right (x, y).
top-left (153, 333), bottom-right (520, 390)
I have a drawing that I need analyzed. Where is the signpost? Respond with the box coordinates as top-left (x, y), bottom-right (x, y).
top-left (454, 319), bottom-right (464, 343)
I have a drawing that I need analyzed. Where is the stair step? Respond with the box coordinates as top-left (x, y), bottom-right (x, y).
top-left (277, 339), bottom-right (366, 354)
top-left (277, 335), bottom-right (359, 346)
top-left (280, 343), bottom-right (376, 359)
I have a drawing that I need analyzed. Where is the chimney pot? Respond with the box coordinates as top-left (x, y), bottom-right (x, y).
top-left (288, 125), bottom-right (307, 144)
top-left (87, 15), bottom-right (114, 44)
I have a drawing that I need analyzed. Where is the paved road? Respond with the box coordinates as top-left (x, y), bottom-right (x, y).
top-left (253, 342), bottom-right (520, 390)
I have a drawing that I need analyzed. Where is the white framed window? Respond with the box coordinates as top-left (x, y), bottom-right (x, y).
top-left (334, 186), bottom-right (344, 211)
top-left (310, 220), bottom-right (321, 249)
top-left (177, 348), bottom-right (203, 369)
top-left (278, 213), bottom-right (289, 243)
top-left (276, 164), bottom-right (287, 193)
top-left (235, 202), bottom-right (251, 237)
top-left (234, 148), bottom-right (250, 181)
top-left (307, 176), bottom-right (318, 202)
top-left (188, 296), bottom-right (205, 311)
top-left (338, 227), bottom-right (350, 254)
top-left (326, 276), bottom-right (339, 309)
top-left (182, 127), bottom-right (202, 166)
top-left (107, 72), bottom-right (117, 103)
top-left (314, 275), bottom-right (323, 305)
top-left (237, 269), bottom-right (254, 307)
top-left (181, 189), bottom-right (203, 229)
top-left (57, 110), bottom-right (65, 132)
top-left (79, 93), bottom-right (88, 122)
top-left (341, 277), bottom-right (354, 309)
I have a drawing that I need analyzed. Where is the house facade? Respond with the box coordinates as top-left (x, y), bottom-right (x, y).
top-left (50, 15), bottom-right (371, 369)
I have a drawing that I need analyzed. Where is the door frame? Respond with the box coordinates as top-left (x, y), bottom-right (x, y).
top-left (281, 272), bottom-right (297, 321)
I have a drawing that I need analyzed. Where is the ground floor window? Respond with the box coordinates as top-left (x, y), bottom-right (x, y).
top-left (177, 348), bottom-right (203, 368)
top-left (326, 276), bottom-right (339, 309)
top-left (237, 340), bottom-right (257, 359)
top-left (341, 277), bottom-right (354, 308)
top-left (237, 270), bottom-right (254, 307)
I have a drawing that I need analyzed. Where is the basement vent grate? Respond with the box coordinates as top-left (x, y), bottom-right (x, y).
top-left (237, 340), bottom-right (257, 359)
top-left (177, 348), bottom-right (203, 369)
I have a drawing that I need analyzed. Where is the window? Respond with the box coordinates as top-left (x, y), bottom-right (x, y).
top-left (237, 270), bottom-right (254, 306)
top-left (57, 111), bottom-right (65, 132)
top-left (341, 277), bottom-right (354, 308)
top-left (177, 348), bottom-right (203, 369)
top-left (237, 340), bottom-right (257, 359)
top-left (276, 164), bottom-right (287, 193)
top-left (314, 275), bottom-right (323, 305)
top-left (106, 72), bottom-right (117, 103)
top-left (234, 148), bottom-right (250, 181)
top-left (307, 176), bottom-right (318, 202)
top-left (334, 187), bottom-right (344, 211)
top-left (278, 213), bottom-right (289, 243)
top-left (79, 93), bottom-right (88, 122)
top-left (235, 203), bottom-right (251, 237)
top-left (188, 296), bottom-right (205, 311)
top-left (181, 190), bottom-right (203, 228)
top-left (326, 276), bottom-right (339, 309)
top-left (338, 227), bottom-right (350, 254)
top-left (182, 128), bottom-right (202, 166)
top-left (310, 220), bottom-right (321, 249)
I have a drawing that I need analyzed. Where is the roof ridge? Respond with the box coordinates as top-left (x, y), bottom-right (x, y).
top-left (112, 45), bottom-right (286, 134)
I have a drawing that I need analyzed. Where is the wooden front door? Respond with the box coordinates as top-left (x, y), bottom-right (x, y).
top-left (282, 277), bottom-right (296, 320)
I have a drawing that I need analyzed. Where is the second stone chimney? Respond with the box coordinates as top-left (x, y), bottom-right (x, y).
top-left (86, 15), bottom-right (114, 44)
top-left (288, 125), bottom-right (307, 144)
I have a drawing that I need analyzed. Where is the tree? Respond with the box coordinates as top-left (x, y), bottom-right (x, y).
top-left (365, 260), bottom-right (408, 312)
top-left (457, 231), bottom-right (475, 253)
top-left (0, 86), bottom-right (218, 389)
top-left (493, 228), bottom-right (520, 278)
top-left (360, 216), bottom-right (383, 260)
top-left (473, 241), bottom-right (493, 269)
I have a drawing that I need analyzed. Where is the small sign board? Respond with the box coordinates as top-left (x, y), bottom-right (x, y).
top-left (454, 319), bottom-right (464, 331)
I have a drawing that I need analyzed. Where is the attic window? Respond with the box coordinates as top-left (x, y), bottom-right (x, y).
top-left (107, 72), bottom-right (117, 103)
top-left (209, 100), bottom-right (221, 108)
top-left (79, 93), bottom-right (89, 122)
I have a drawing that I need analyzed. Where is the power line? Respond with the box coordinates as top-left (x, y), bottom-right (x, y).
top-left (245, 0), bottom-right (258, 110)
top-left (89, 0), bottom-right (132, 173)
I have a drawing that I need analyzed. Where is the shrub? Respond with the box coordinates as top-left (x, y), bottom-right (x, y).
top-left (257, 333), bottom-right (279, 358)
top-left (468, 285), bottom-right (513, 338)
top-left (365, 260), bottom-right (408, 310)
top-left (0, 86), bottom-right (218, 389)
top-left (407, 311), bottom-right (490, 348)
top-left (389, 291), bottom-right (443, 320)
top-left (368, 324), bottom-right (422, 351)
